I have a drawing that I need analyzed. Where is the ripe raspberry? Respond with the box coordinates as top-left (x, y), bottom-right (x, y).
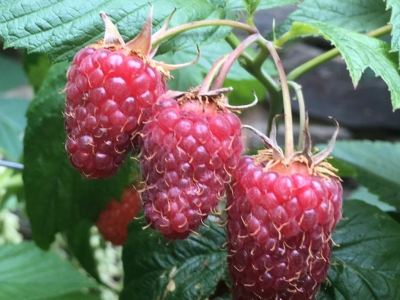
top-left (226, 136), bottom-right (342, 299)
top-left (96, 185), bottom-right (142, 245)
top-left (64, 11), bottom-right (168, 178)
top-left (140, 91), bottom-right (243, 240)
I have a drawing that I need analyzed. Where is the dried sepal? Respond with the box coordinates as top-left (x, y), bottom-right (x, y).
top-left (99, 11), bottom-right (125, 48)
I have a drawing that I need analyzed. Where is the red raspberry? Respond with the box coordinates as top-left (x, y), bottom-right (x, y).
top-left (64, 12), bottom-right (168, 178)
top-left (140, 92), bottom-right (243, 239)
top-left (96, 185), bottom-right (142, 245)
top-left (227, 157), bottom-right (342, 300)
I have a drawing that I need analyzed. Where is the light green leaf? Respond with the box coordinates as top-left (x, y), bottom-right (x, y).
top-left (0, 0), bottom-right (233, 62)
top-left (0, 96), bottom-right (30, 161)
top-left (350, 186), bottom-right (396, 212)
top-left (286, 22), bottom-right (400, 110)
top-left (121, 218), bottom-right (227, 300)
top-left (331, 140), bottom-right (400, 210)
top-left (386, 0), bottom-right (400, 64)
top-left (328, 200), bottom-right (400, 299)
top-left (0, 242), bottom-right (97, 300)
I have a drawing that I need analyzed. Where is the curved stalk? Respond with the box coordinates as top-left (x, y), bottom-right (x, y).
top-left (224, 33), bottom-right (280, 134)
top-left (212, 34), bottom-right (260, 90)
top-left (287, 81), bottom-right (305, 150)
top-left (151, 20), bottom-right (257, 48)
top-left (264, 41), bottom-right (293, 158)
top-left (198, 55), bottom-right (229, 94)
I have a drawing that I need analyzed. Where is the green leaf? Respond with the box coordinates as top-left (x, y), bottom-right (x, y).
top-left (287, 0), bottom-right (389, 33)
top-left (65, 220), bottom-right (100, 282)
top-left (0, 242), bottom-right (97, 299)
top-left (0, 54), bottom-right (28, 92)
top-left (386, 0), bottom-right (400, 64)
top-left (121, 217), bottom-right (227, 300)
top-left (331, 140), bottom-right (400, 211)
top-left (241, 0), bottom-right (261, 17)
top-left (227, 0), bottom-right (299, 11)
top-left (0, 0), bottom-right (234, 62)
top-left (350, 186), bottom-right (396, 212)
top-left (23, 52), bottom-right (51, 92)
top-left (23, 62), bottom-right (131, 249)
top-left (286, 22), bottom-right (400, 110)
top-left (0, 96), bottom-right (30, 161)
top-left (328, 200), bottom-right (400, 299)
top-left (47, 292), bottom-right (101, 300)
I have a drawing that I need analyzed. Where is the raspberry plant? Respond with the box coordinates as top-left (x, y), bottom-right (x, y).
top-left (0, 1), bottom-right (400, 300)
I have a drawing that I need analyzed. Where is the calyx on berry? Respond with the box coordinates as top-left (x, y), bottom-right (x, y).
top-left (97, 7), bottom-right (201, 78)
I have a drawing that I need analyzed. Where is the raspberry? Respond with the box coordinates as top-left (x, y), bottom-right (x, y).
top-left (140, 92), bottom-right (243, 239)
top-left (227, 157), bottom-right (343, 300)
top-left (64, 12), bottom-right (168, 178)
top-left (96, 185), bottom-right (142, 245)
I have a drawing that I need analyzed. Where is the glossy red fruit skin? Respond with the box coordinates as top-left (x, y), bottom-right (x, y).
top-left (64, 47), bottom-right (167, 178)
top-left (227, 156), bottom-right (342, 300)
top-left (140, 97), bottom-right (243, 240)
top-left (96, 186), bottom-right (142, 245)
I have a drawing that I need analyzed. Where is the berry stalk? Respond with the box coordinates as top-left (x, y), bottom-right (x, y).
top-left (211, 33), bottom-right (260, 91)
top-left (288, 81), bottom-right (306, 150)
top-left (198, 55), bottom-right (228, 94)
top-left (151, 20), bottom-right (258, 49)
top-left (264, 40), bottom-right (294, 159)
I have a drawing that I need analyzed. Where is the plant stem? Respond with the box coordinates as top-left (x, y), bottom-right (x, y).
top-left (198, 55), bottom-right (228, 94)
top-left (212, 34), bottom-right (260, 90)
top-left (286, 24), bottom-right (393, 81)
top-left (287, 81), bottom-right (305, 150)
top-left (224, 33), bottom-right (281, 134)
top-left (151, 20), bottom-right (257, 49)
top-left (264, 41), bottom-right (293, 158)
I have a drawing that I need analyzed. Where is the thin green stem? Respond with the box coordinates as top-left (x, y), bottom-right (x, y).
top-left (366, 24), bottom-right (392, 38)
top-left (286, 24), bottom-right (393, 81)
top-left (287, 81), bottom-right (305, 150)
top-left (151, 20), bottom-right (257, 48)
top-left (252, 48), bottom-right (270, 72)
top-left (287, 48), bottom-right (338, 81)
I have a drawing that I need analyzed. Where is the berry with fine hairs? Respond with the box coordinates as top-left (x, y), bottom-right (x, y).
top-left (226, 156), bottom-right (342, 300)
top-left (64, 11), bottom-right (168, 179)
top-left (96, 185), bottom-right (142, 246)
top-left (140, 91), bottom-right (243, 240)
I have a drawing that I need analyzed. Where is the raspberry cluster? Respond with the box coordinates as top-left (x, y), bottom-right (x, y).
top-left (63, 10), bottom-right (343, 299)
